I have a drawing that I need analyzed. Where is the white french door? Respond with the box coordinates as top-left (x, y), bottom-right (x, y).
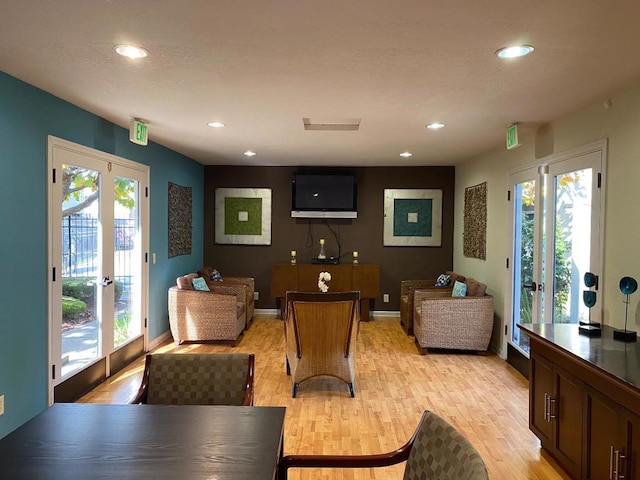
top-left (48, 137), bottom-right (149, 403)
top-left (507, 141), bottom-right (605, 356)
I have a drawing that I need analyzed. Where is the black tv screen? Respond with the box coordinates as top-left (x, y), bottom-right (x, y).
top-left (291, 172), bottom-right (357, 218)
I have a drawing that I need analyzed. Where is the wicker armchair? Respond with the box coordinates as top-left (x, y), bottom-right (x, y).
top-left (198, 266), bottom-right (255, 326)
top-left (278, 410), bottom-right (488, 480)
top-left (285, 291), bottom-right (360, 398)
top-left (130, 353), bottom-right (254, 406)
top-left (413, 278), bottom-right (494, 354)
top-left (168, 277), bottom-right (246, 345)
top-left (400, 272), bottom-right (465, 335)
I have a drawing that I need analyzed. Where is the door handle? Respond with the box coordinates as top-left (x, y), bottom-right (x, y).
top-left (523, 281), bottom-right (537, 292)
top-left (100, 276), bottom-right (113, 287)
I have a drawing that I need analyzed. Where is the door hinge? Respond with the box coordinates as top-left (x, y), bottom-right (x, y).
top-left (507, 190), bottom-right (511, 201)
top-left (52, 168), bottom-right (56, 183)
top-left (144, 318), bottom-right (148, 328)
top-left (145, 252), bottom-right (148, 263)
top-left (145, 186), bottom-right (149, 198)
top-left (51, 365), bottom-right (56, 380)
top-left (506, 258), bottom-right (509, 269)
top-left (505, 325), bottom-right (508, 335)
top-left (52, 267), bottom-right (56, 282)
top-left (597, 172), bottom-right (602, 188)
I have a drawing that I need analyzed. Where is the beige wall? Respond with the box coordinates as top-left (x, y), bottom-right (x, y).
top-left (454, 80), bottom-right (640, 356)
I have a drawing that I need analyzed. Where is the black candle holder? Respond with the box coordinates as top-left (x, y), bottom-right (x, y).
top-left (579, 272), bottom-right (601, 337)
top-left (614, 276), bottom-right (637, 342)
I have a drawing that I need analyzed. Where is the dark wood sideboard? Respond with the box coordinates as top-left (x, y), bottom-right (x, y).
top-left (518, 323), bottom-right (640, 480)
top-left (271, 263), bottom-right (380, 320)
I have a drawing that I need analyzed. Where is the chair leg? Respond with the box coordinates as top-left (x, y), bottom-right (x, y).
top-left (348, 382), bottom-right (355, 397)
top-left (292, 383), bottom-right (298, 398)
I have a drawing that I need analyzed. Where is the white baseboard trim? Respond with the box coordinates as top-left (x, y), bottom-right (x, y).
top-left (255, 308), bottom-right (400, 318)
top-left (148, 330), bottom-right (172, 351)
top-left (372, 310), bottom-right (400, 318)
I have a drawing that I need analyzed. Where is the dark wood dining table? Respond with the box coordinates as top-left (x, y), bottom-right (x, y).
top-left (0, 403), bottom-right (286, 479)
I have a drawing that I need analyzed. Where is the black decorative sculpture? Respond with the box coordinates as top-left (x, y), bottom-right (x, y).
top-left (614, 276), bottom-right (637, 342)
top-left (579, 272), bottom-right (601, 336)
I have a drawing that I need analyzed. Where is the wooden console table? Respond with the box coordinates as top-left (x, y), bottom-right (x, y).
top-left (271, 263), bottom-right (379, 320)
top-left (518, 323), bottom-right (640, 479)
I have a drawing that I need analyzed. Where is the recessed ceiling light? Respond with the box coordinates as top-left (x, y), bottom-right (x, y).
top-left (400, 152), bottom-right (413, 157)
top-left (114, 44), bottom-right (149, 59)
top-left (207, 122), bottom-right (226, 128)
top-left (495, 45), bottom-right (534, 59)
top-left (426, 123), bottom-right (446, 130)
top-left (244, 150), bottom-right (257, 157)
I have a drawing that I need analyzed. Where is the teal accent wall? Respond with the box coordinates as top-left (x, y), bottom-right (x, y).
top-left (0, 73), bottom-right (204, 438)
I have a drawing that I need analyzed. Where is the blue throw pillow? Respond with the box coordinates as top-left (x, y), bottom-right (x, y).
top-left (451, 280), bottom-right (467, 297)
top-left (192, 277), bottom-right (210, 291)
top-left (435, 273), bottom-right (451, 287)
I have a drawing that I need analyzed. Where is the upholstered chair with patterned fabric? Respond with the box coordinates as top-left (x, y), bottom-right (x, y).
top-left (278, 410), bottom-right (488, 480)
top-left (130, 353), bottom-right (254, 406)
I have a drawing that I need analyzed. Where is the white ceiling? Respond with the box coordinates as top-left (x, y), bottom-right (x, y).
top-left (2, 1), bottom-right (640, 167)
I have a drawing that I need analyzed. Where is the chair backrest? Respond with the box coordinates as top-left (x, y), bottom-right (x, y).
top-left (286, 291), bottom-right (360, 360)
top-left (404, 411), bottom-right (488, 480)
top-left (139, 353), bottom-right (254, 406)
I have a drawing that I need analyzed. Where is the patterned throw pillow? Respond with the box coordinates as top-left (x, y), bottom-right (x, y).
top-left (435, 273), bottom-right (451, 287)
top-left (192, 277), bottom-right (210, 291)
top-left (210, 269), bottom-right (223, 281)
top-left (451, 280), bottom-right (467, 297)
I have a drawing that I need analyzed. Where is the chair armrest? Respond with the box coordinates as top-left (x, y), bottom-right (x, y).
top-left (400, 279), bottom-right (438, 297)
top-left (205, 283), bottom-right (246, 300)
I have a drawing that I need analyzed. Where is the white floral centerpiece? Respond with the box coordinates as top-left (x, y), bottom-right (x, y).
top-left (318, 271), bottom-right (332, 292)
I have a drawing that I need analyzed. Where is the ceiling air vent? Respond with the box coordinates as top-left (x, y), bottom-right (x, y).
top-left (302, 118), bottom-right (361, 131)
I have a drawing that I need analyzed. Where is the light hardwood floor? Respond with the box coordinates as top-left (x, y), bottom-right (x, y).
top-left (79, 314), bottom-right (570, 480)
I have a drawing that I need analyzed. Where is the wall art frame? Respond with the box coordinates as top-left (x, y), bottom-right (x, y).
top-left (463, 181), bottom-right (487, 260)
top-left (383, 189), bottom-right (442, 246)
top-left (215, 187), bottom-right (272, 245)
top-left (168, 182), bottom-right (192, 257)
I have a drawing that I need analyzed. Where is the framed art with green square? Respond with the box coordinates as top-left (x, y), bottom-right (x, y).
top-left (215, 188), bottom-right (272, 245)
top-left (383, 189), bottom-right (442, 246)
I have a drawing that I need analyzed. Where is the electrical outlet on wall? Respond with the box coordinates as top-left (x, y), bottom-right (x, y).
top-left (254, 292), bottom-right (259, 301)
top-left (0, 395), bottom-right (4, 416)
top-left (383, 293), bottom-right (390, 303)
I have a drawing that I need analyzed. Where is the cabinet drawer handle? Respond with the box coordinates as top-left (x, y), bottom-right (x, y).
top-left (543, 393), bottom-right (549, 422)
top-left (610, 446), bottom-right (626, 480)
top-left (614, 449), bottom-right (625, 480)
top-left (548, 397), bottom-right (556, 419)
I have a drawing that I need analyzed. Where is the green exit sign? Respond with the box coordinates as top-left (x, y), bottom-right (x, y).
top-left (129, 119), bottom-right (148, 146)
top-left (506, 124), bottom-right (520, 150)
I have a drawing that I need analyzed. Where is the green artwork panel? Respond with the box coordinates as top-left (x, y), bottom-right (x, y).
top-left (393, 198), bottom-right (433, 237)
top-left (224, 197), bottom-right (262, 235)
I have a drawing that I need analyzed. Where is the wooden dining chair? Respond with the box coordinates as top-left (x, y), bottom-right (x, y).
top-left (130, 352), bottom-right (254, 406)
top-left (284, 291), bottom-right (360, 397)
top-left (278, 410), bottom-right (489, 480)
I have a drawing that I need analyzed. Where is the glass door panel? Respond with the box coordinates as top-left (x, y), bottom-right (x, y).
top-left (511, 174), bottom-right (542, 352)
top-left (547, 167), bottom-right (593, 325)
top-left (113, 176), bottom-right (142, 347)
top-left (60, 164), bottom-right (101, 378)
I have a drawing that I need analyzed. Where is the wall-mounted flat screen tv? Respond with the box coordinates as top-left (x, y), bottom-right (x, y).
top-left (291, 171), bottom-right (357, 218)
